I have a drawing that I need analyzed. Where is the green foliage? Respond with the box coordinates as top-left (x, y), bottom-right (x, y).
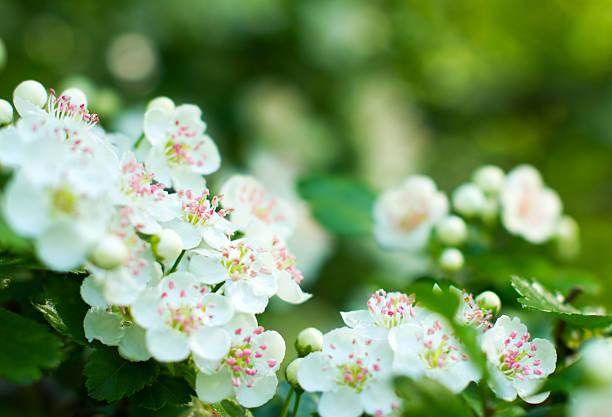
top-left (0, 308), bottom-right (63, 383)
top-left (84, 346), bottom-right (160, 402)
top-left (32, 275), bottom-right (88, 344)
top-left (211, 399), bottom-right (254, 417)
top-left (511, 276), bottom-right (612, 329)
top-left (298, 176), bottom-right (375, 236)
top-left (133, 376), bottom-right (194, 410)
top-left (395, 376), bottom-right (471, 417)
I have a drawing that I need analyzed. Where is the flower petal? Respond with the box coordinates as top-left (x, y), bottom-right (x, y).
top-left (319, 388), bottom-right (363, 417)
top-left (297, 352), bottom-right (335, 392)
top-left (236, 374), bottom-right (278, 408)
top-left (196, 369), bottom-right (233, 404)
top-left (190, 327), bottom-right (231, 361)
top-left (146, 327), bottom-right (190, 362)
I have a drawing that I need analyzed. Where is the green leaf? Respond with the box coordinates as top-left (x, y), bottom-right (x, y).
top-left (32, 275), bottom-right (88, 344)
top-left (84, 346), bottom-right (160, 402)
top-left (134, 376), bottom-right (194, 410)
top-left (211, 399), bottom-right (254, 417)
top-left (298, 176), bottom-right (375, 236)
top-left (492, 404), bottom-right (526, 417)
top-left (0, 308), bottom-right (63, 383)
top-left (395, 376), bottom-right (471, 417)
top-left (511, 276), bottom-right (612, 329)
top-left (0, 214), bottom-right (33, 254)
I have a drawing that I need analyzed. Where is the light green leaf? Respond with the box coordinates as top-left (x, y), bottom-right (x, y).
top-left (84, 346), bottom-right (159, 402)
top-left (511, 276), bottom-right (612, 329)
top-left (211, 399), bottom-right (254, 417)
top-left (0, 308), bottom-right (63, 383)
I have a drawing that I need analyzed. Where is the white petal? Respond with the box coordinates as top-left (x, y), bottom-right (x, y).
top-left (84, 308), bottom-right (125, 346)
top-left (144, 108), bottom-right (171, 148)
top-left (36, 222), bottom-right (92, 271)
top-left (340, 310), bottom-right (373, 328)
top-left (487, 366), bottom-right (517, 402)
top-left (190, 327), bottom-right (231, 361)
top-left (531, 338), bottom-right (557, 375)
top-left (275, 271), bottom-right (311, 304)
top-left (253, 331), bottom-right (286, 374)
top-left (80, 276), bottom-right (108, 308)
top-left (227, 281), bottom-right (269, 314)
top-left (191, 135), bottom-right (221, 175)
top-left (130, 288), bottom-right (163, 329)
top-left (361, 381), bottom-right (400, 416)
top-left (236, 374), bottom-right (278, 408)
top-left (118, 324), bottom-right (151, 362)
top-left (103, 269), bottom-right (146, 306)
top-left (170, 167), bottom-right (206, 193)
top-left (3, 173), bottom-right (51, 237)
top-left (165, 219), bottom-right (202, 249)
top-left (189, 251), bottom-right (228, 284)
top-left (297, 352), bottom-right (335, 392)
top-left (202, 293), bottom-right (234, 326)
top-left (145, 147), bottom-right (172, 186)
top-left (146, 327), bottom-right (190, 362)
top-left (319, 388), bottom-right (363, 417)
top-left (388, 324), bottom-right (423, 354)
top-left (196, 369), bottom-right (234, 404)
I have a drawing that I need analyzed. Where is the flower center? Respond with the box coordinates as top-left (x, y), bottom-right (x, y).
top-left (121, 159), bottom-right (165, 198)
top-left (498, 330), bottom-right (543, 380)
top-left (420, 320), bottom-right (466, 369)
top-left (221, 242), bottom-right (267, 281)
top-left (179, 190), bottom-right (227, 226)
top-left (158, 281), bottom-right (211, 335)
top-left (368, 290), bottom-right (416, 329)
top-left (337, 361), bottom-right (371, 392)
top-left (51, 187), bottom-right (78, 216)
top-left (271, 237), bottom-right (303, 284)
top-left (222, 327), bottom-right (270, 388)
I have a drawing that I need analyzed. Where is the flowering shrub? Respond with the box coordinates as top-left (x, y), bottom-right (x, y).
top-left (0, 80), bottom-right (610, 417)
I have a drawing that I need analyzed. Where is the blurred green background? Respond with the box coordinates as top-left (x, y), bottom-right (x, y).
top-left (0, 0), bottom-right (611, 415)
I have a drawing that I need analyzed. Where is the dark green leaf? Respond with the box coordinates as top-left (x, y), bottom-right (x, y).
top-left (0, 308), bottom-right (63, 383)
top-left (84, 346), bottom-right (160, 402)
top-left (511, 276), bottom-right (612, 329)
top-left (211, 399), bottom-right (254, 417)
top-left (298, 176), bottom-right (375, 236)
top-left (32, 275), bottom-right (88, 344)
top-left (492, 404), bottom-right (526, 417)
top-left (395, 376), bottom-right (471, 417)
top-left (134, 376), bottom-right (194, 410)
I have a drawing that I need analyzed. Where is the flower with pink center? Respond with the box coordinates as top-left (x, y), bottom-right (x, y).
top-left (144, 103), bottom-right (220, 191)
top-left (451, 287), bottom-right (494, 331)
top-left (195, 313), bottom-right (285, 408)
top-left (389, 314), bottom-right (480, 393)
top-left (268, 235), bottom-right (312, 304)
top-left (297, 328), bottom-right (400, 417)
top-left (130, 271), bottom-right (234, 362)
top-left (163, 189), bottom-right (235, 250)
top-left (341, 290), bottom-right (421, 340)
top-left (221, 175), bottom-right (296, 239)
top-left (84, 208), bottom-right (163, 306)
top-left (373, 176), bottom-right (448, 251)
top-left (188, 239), bottom-right (278, 313)
top-left (500, 165), bottom-right (562, 243)
top-left (481, 315), bottom-right (556, 404)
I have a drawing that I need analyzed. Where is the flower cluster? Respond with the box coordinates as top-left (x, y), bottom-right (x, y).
top-left (294, 288), bottom-right (557, 417)
top-left (0, 80), bottom-right (312, 408)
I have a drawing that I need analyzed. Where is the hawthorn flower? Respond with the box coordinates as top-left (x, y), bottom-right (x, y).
top-left (341, 289), bottom-right (419, 340)
top-left (297, 327), bottom-right (399, 417)
top-left (164, 189), bottom-right (235, 249)
top-left (188, 239), bottom-right (278, 313)
top-left (453, 288), bottom-right (494, 331)
top-left (144, 103), bottom-right (220, 191)
top-left (130, 271), bottom-right (234, 362)
top-left (500, 165), bottom-right (562, 243)
top-left (374, 176), bottom-right (448, 251)
top-left (267, 235), bottom-right (311, 304)
top-left (195, 313), bottom-right (285, 408)
top-left (481, 316), bottom-right (556, 403)
top-left (221, 175), bottom-right (296, 238)
top-left (389, 314), bottom-right (480, 393)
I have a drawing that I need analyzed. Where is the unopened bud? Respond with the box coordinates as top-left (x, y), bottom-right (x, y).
top-left (295, 328), bottom-right (323, 357)
top-left (440, 248), bottom-right (464, 272)
top-left (61, 87), bottom-right (88, 109)
top-left (452, 183), bottom-right (485, 217)
top-left (476, 291), bottom-right (502, 315)
top-left (473, 165), bottom-right (505, 194)
top-left (0, 99), bottom-right (13, 124)
top-left (153, 229), bottom-right (183, 261)
top-left (556, 215), bottom-right (580, 260)
top-left (581, 338), bottom-right (612, 386)
top-left (436, 215), bottom-right (467, 246)
top-left (285, 358), bottom-right (303, 390)
top-left (147, 96), bottom-right (175, 114)
top-left (13, 80), bottom-right (47, 111)
top-left (91, 235), bottom-right (129, 270)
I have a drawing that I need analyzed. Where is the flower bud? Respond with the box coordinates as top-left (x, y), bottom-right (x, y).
top-left (440, 248), bottom-right (464, 272)
top-left (0, 99), bottom-right (13, 124)
top-left (13, 80), bottom-right (47, 109)
top-left (295, 327), bottom-right (323, 357)
top-left (473, 165), bottom-right (505, 194)
top-left (285, 358), bottom-right (303, 390)
top-left (452, 183), bottom-right (486, 217)
top-left (61, 87), bottom-right (88, 109)
top-left (581, 339), bottom-right (612, 386)
top-left (476, 290), bottom-right (502, 315)
top-left (147, 96), bottom-right (175, 114)
top-left (153, 229), bottom-right (183, 261)
top-left (436, 215), bottom-right (467, 246)
top-left (91, 235), bottom-right (129, 270)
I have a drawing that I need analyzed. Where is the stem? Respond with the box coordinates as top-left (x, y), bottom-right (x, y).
top-left (132, 132), bottom-right (145, 149)
top-left (166, 250), bottom-right (186, 275)
top-left (291, 391), bottom-right (303, 417)
top-left (279, 389), bottom-right (294, 417)
top-left (480, 382), bottom-right (492, 417)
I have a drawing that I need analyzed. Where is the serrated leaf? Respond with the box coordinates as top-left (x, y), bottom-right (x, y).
top-left (298, 176), bottom-right (375, 236)
top-left (134, 376), bottom-right (194, 410)
top-left (0, 308), bottom-right (63, 383)
top-left (511, 276), bottom-right (612, 329)
top-left (84, 346), bottom-right (159, 402)
top-left (32, 275), bottom-right (88, 344)
top-left (211, 399), bottom-right (253, 417)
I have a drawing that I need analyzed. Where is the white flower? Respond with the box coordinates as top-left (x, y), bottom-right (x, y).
top-left (435, 215), bottom-right (467, 246)
top-left (131, 271), bottom-right (234, 362)
top-left (569, 388), bottom-right (612, 417)
top-left (195, 314), bottom-right (285, 408)
top-left (481, 315), bottom-right (556, 404)
top-left (580, 338), bottom-right (612, 386)
top-left (144, 103), bottom-right (220, 191)
top-left (164, 189), bottom-right (235, 250)
top-left (374, 176), bottom-right (448, 251)
top-left (501, 165), bottom-right (562, 243)
top-left (188, 239), bottom-right (278, 314)
top-left (221, 175), bottom-right (296, 239)
top-left (389, 314), bottom-right (480, 393)
top-left (473, 165), bottom-right (505, 194)
top-left (267, 235), bottom-right (311, 304)
top-left (0, 98), bottom-right (13, 124)
top-left (298, 328), bottom-right (400, 417)
top-left (341, 289), bottom-right (419, 340)
top-left (451, 287), bottom-right (494, 331)
top-left (452, 183), bottom-right (486, 217)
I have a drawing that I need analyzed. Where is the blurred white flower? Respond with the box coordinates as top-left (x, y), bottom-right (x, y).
top-left (0, 99), bottom-right (13, 124)
top-left (439, 248), bottom-right (464, 272)
top-left (452, 183), bottom-right (486, 217)
top-left (569, 388), bottom-right (612, 417)
top-left (473, 165), bottom-right (505, 194)
top-left (435, 215), bottom-right (467, 246)
top-left (580, 338), bottom-right (612, 386)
